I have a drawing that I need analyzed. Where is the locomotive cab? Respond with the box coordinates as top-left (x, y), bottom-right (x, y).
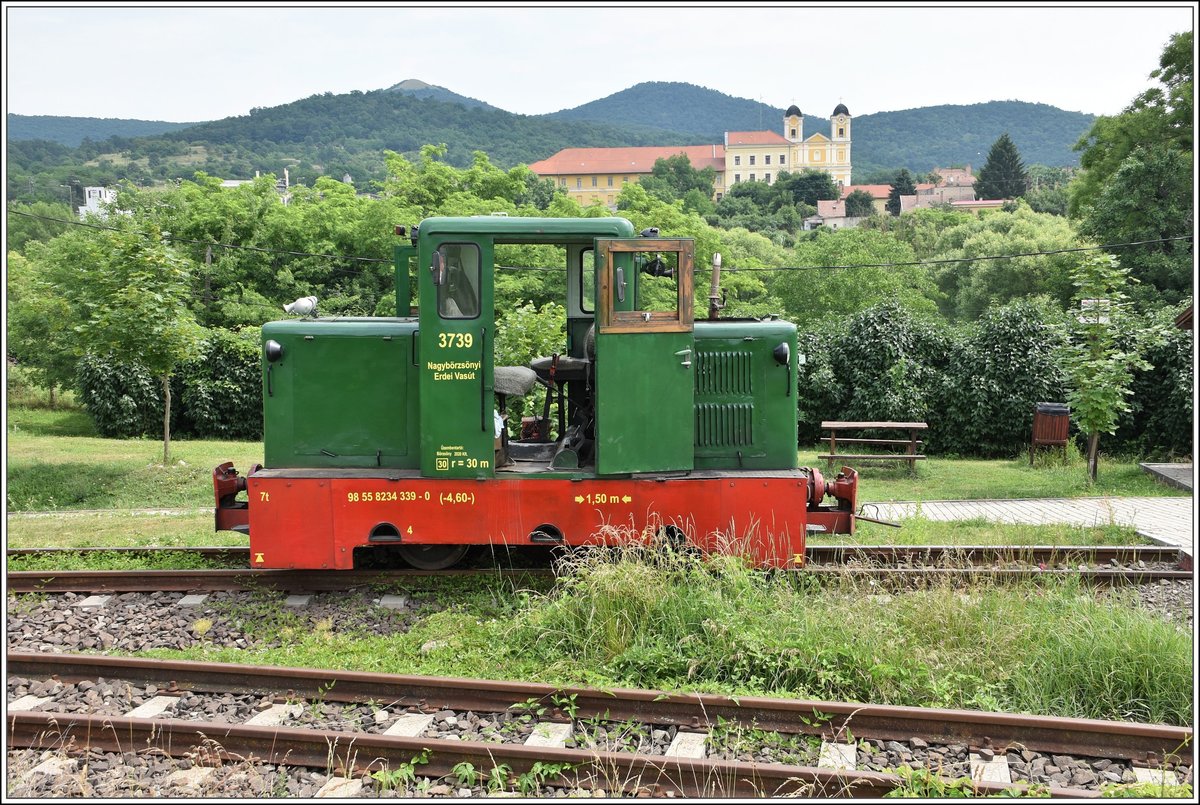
top-left (413, 218), bottom-right (698, 479)
top-left (215, 215), bottom-right (858, 570)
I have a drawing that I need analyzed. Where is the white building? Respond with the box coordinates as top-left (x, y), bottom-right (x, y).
top-left (79, 186), bottom-right (118, 219)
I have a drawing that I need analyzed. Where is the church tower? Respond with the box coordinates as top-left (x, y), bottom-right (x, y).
top-left (784, 105), bottom-right (803, 143)
top-left (831, 103), bottom-right (852, 182)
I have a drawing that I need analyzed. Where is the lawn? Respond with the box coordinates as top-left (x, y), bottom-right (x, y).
top-left (5, 405), bottom-right (1182, 553)
top-left (798, 447), bottom-right (1188, 502)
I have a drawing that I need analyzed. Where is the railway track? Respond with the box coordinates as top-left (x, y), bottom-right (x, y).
top-left (6, 545), bottom-right (1191, 594)
top-left (7, 653), bottom-right (1191, 797)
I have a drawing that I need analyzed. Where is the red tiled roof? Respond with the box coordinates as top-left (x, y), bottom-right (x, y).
top-left (816, 199), bottom-right (846, 218)
top-left (842, 184), bottom-right (891, 199)
top-left (528, 145), bottom-right (725, 176)
top-left (725, 131), bottom-right (790, 146)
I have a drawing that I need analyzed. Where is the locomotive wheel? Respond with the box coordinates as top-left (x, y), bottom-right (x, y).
top-left (396, 544), bottom-right (470, 570)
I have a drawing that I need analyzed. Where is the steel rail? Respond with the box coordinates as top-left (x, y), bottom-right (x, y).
top-left (8, 544), bottom-right (1185, 568)
top-left (4, 567), bottom-right (549, 593)
top-left (8, 653), bottom-right (1190, 767)
top-left (803, 544), bottom-right (1185, 568)
top-left (10, 709), bottom-right (1059, 798)
top-left (6, 564), bottom-right (1190, 593)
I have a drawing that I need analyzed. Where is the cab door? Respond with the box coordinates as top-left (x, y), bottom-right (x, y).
top-left (418, 238), bottom-right (495, 478)
top-left (594, 238), bottom-right (695, 475)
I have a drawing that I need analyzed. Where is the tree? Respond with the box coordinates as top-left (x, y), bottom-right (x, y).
top-left (1076, 144), bottom-right (1193, 307)
top-left (776, 228), bottom-right (937, 329)
top-left (1070, 31), bottom-right (1192, 217)
top-left (975, 133), bottom-right (1029, 199)
top-left (638, 153), bottom-right (717, 204)
top-left (1059, 253), bottom-right (1160, 483)
top-left (6, 250), bottom-right (77, 405)
top-left (886, 169), bottom-right (916, 215)
top-left (775, 170), bottom-right (840, 208)
top-left (46, 221), bottom-right (205, 463)
top-left (922, 201), bottom-right (1084, 320)
top-left (6, 201), bottom-right (74, 254)
top-left (844, 189), bottom-right (876, 218)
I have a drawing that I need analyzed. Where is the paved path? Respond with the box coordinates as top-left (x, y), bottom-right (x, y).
top-left (862, 497), bottom-right (1195, 553)
top-left (1140, 462), bottom-right (1193, 492)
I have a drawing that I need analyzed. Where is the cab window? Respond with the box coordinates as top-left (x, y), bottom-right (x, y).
top-left (580, 247), bottom-right (594, 314)
top-left (437, 244), bottom-right (480, 319)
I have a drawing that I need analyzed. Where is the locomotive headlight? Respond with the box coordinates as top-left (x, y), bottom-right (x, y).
top-left (265, 340), bottom-right (284, 363)
top-left (772, 342), bottom-right (790, 366)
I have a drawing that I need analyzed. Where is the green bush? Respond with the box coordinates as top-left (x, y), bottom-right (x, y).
top-left (1110, 306), bottom-right (1193, 460)
top-left (75, 353), bottom-right (172, 438)
top-left (177, 327), bottom-right (263, 440)
top-left (933, 299), bottom-right (1069, 457)
top-left (798, 302), bottom-right (955, 444)
top-left (75, 328), bottom-right (263, 440)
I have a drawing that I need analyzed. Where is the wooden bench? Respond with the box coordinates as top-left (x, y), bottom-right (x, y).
top-left (819, 421), bottom-right (928, 474)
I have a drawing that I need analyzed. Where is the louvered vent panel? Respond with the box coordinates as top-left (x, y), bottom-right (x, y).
top-left (695, 350), bottom-right (753, 395)
top-left (695, 403), bottom-right (754, 447)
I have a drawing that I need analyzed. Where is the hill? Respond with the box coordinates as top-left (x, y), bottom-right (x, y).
top-left (547, 81), bottom-right (833, 141)
top-left (852, 101), bottom-right (1095, 176)
top-left (5, 83), bottom-right (1096, 203)
top-left (549, 84), bottom-right (1092, 172)
top-left (6, 114), bottom-right (203, 147)
top-left (162, 88), bottom-right (697, 173)
top-left (382, 79), bottom-right (500, 111)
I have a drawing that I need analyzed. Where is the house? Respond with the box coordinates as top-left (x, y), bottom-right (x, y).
top-left (804, 198), bottom-right (869, 230)
top-left (78, 186), bottom-right (118, 219)
top-left (528, 145), bottom-right (726, 207)
top-left (528, 102), bottom-right (853, 207)
top-left (840, 184), bottom-right (892, 215)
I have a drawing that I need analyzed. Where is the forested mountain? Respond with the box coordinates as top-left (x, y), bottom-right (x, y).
top-left (547, 81), bottom-right (833, 140)
top-left (6, 114), bottom-right (203, 147)
top-left (383, 79), bottom-right (499, 110)
top-left (6, 82), bottom-right (1095, 204)
top-left (852, 102), bottom-right (1095, 176)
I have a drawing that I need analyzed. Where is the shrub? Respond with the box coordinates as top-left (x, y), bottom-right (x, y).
top-left (1110, 305), bottom-right (1193, 460)
top-left (75, 328), bottom-right (263, 440)
top-left (798, 302), bottom-right (956, 445)
top-left (75, 353), bottom-right (171, 438)
top-left (933, 298), bottom-right (1069, 457)
top-left (176, 327), bottom-right (263, 439)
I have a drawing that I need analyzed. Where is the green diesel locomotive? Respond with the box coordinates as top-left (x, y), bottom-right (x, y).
top-left (214, 215), bottom-right (858, 569)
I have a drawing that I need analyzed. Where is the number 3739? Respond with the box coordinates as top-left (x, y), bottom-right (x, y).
top-left (437, 332), bottom-right (474, 348)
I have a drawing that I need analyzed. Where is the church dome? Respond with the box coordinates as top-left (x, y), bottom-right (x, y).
top-left (785, 104), bottom-right (802, 117)
top-left (832, 103), bottom-right (850, 116)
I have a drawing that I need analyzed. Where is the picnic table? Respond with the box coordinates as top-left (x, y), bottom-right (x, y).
top-left (819, 421), bottom-right (927, 474)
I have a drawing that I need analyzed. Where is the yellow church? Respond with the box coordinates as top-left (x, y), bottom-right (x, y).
top-left (528, 103), bottom-right (852, 204)
top-left (724, 104), bottom-right (853, 191)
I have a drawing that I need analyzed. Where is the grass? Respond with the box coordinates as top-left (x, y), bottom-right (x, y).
top-left (801, 445), bottom-right (1189, 502)
top-left (6, 407), bottom-right (1185, 515)
top-left (812, 518), bottom-right (1149, 547)
top-left (7, 407), bottom-right (261, 511)
top-left (4, 512), bottom-right (236, 551)
top-left (137, 545), bottom-right (1192, 727)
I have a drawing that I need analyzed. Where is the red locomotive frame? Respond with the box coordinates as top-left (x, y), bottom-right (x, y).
top-left (215, 464), bottom-right (858, 570)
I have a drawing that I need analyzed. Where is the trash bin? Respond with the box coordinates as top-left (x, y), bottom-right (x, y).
top-left (1030, 402), bottom-right (1070, 465)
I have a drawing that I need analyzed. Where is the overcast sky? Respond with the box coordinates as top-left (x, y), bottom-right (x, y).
top-left (4, 2), bottom-right (1194, 123)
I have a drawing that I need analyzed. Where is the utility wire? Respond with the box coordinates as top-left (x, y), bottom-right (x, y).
top-left (726, 236), bottom-right (1193, 272)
